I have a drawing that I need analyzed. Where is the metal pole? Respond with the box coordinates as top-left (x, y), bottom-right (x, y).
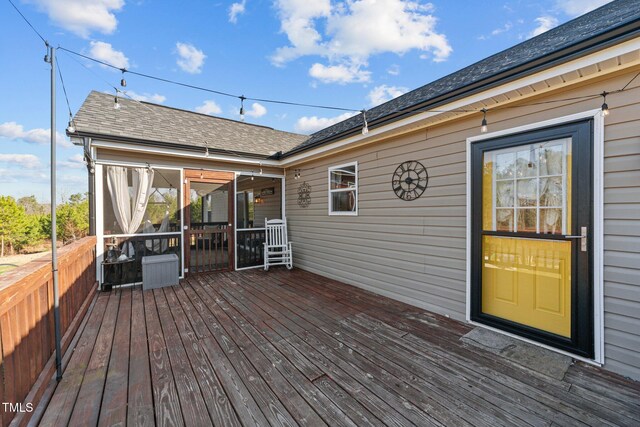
top-left (50, 45), bottom-right (63, 381)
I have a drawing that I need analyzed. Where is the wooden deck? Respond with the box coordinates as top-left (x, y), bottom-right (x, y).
top-left (37, 268), bottom-right (640, 426)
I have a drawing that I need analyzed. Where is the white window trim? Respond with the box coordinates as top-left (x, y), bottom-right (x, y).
top-left (328, 161), bottom-right (358, 216)
top-left (466, 109), bottom-right (604, 366)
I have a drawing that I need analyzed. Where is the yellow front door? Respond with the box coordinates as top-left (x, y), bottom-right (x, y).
top-left (480, 138), bottom-right (573, 337)
top-left (472, 121), bottom-right (593, 357)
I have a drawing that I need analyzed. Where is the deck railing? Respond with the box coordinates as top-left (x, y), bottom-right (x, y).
top-left (0, 236), bottom-right (97, 427)
top-left (237, 229), bottom-right (266, 268)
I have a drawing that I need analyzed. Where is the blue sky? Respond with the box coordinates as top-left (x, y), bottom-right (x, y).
top-left (0, 0), bottom-right (612, 202)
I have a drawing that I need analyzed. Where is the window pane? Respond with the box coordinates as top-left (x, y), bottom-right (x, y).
top-left (495, 152), bottom-right (515, 179)
top-left (540, 144), bottom-right (564, 175)
top-left (496, 209), bottom-right (514, 232)
top-left (540, 208), bottom-right (562, 234)
top-left (496, 181), bottom-right (514, 207)
top-left (516, 147), bottom-right (538, 178)
top-left (540, 177), bottom-right (562, 207)
top-left (331, 165), bottom-right (356, 190)
top-left (517, 179), bottom-right (537, 207)
top-left (332, 190), bottom-right (356, 212)
top-left (517, 208), bottom-right (537, 232)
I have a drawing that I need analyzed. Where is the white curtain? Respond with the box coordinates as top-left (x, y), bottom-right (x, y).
top-left (143, 213), bottom-right (170, 252)
top-left (106, 166), bottom-right (155, 254)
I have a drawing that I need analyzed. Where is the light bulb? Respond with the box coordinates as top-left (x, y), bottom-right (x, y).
top-left (361, 109), bottom-right (369, 135)
top-left (601, 102), bottom-right (609, 117)
top-left (480, 109), bottom-right (488, 133)
top-left (114, 97), bottom-right (120, 110)
top-left (67, 121), bottom-right (75, 133)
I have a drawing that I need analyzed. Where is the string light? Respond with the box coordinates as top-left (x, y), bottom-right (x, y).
top-left (480, 108), bottom-right (488, 133)
top-left (57, 45), bottom-right (639, 134)
top-left (120, 69), bottom-right (127, 87)
top-left (601, 91), bottom-right (609, 117)
top-left (205, 146), bottom-right (210, 157)
top-left (361, 110), bottom-right (369, 135)
top-left (239, 95), bottom-right (246, 121)
top-left (293, 169), bottom-right (301, 179)
top-left (114, 90), bottom-right (120, 110)
top-left (10, 0), bottom-right (639, 135)
top-left (251, 171), bottom-right (254, 181)
top-left (66, 113), bottom-right (75, 133)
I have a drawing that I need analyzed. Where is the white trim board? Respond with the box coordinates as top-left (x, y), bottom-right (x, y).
top-left (465, 109), bottom-right (605, 365)
top-left (92, 139), bottom-right (280, 166)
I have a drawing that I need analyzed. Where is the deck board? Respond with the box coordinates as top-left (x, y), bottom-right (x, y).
top-left (38, 268), bottom-right (640, 426)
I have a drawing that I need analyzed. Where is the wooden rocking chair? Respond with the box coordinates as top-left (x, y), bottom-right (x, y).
top-left (263, 218), bottom-right (293, 270)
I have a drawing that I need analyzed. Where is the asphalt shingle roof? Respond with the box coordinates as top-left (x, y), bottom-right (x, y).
top-left (73, 91), bottom-right (308, 157)
top-left (287, 0), bottom-right (640, 155)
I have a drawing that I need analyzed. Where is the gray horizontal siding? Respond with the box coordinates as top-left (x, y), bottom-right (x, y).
top-left (286, 70), bottom-right (640, 380)
top-left (602, 80), bottom-right (640, 380)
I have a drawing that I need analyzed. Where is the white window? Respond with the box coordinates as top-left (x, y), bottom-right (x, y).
top-left (328, 162), bottom-right (358, 215)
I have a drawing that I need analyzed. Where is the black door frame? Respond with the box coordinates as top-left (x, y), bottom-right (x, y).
top-left (470, 120), bottom-right (594, 358)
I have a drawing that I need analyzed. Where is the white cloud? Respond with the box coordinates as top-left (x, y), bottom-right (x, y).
top-left (245, 102), bottom-right (267, 118)
top-left (195, 100), bottom-right (222, 115)
top-left (125, 91), bottom-right (166, 103)
top-left (58, 154), bottom-right (86, 169)
top-left (294, 112), bottom-right (357, 134)
top-left (272, 0), bottom-right (451, 83)
top-left (492, 22), bottom-right (513, 36)
top-left (175, 42), bottom-right (206, 74)
top-left (0, 168), bottom-right (48, 183)
top-left (0, 154), bottom-right (43, 169)
top-left (229, 0), bottom-right (247, 23)
top-left (367, 85), bottom-right (408, 106)
top-left (309, 63), bottom-right (371, 84)
top-left (529, 16), bottom-right (559, 38)
top-left (0, 122), bottom-right (71, 147)
top-left (26, 0), bottom-right (124, 38)
top-left (478, 21), bottom-right (514, 41)
top-left (555, 0), bottom-right (612, 17)
top-left (89, 41), bottom-right (129, 69)
top-left (387, 64), bottom-right (400, 76)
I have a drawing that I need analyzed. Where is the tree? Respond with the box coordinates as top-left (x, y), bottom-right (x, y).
top-left (18, 195), bottom-right (48, 215)
top-left (56, 193), bottom-right (89, 243)
top-left (0, 196), bottom-right (28, 256)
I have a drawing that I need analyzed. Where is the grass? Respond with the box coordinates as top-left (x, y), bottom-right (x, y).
top-left (0, 264), bottom-right (16, 275)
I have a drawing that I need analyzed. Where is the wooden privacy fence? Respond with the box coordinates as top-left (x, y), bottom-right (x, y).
top-left (0, 236), bottom-right (96, 427)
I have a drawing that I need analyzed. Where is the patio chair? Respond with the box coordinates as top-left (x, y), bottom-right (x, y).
top-left (264, 218), bottom-right (293, 271)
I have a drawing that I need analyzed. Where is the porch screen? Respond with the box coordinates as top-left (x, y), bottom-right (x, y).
top-left (236, 175), bottom-right (283, 268)
top-left (101, 166), bottom-right (182, 286)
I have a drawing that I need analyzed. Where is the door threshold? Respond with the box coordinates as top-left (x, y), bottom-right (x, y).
top-left (468, 320), bottom-right (602, 366)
